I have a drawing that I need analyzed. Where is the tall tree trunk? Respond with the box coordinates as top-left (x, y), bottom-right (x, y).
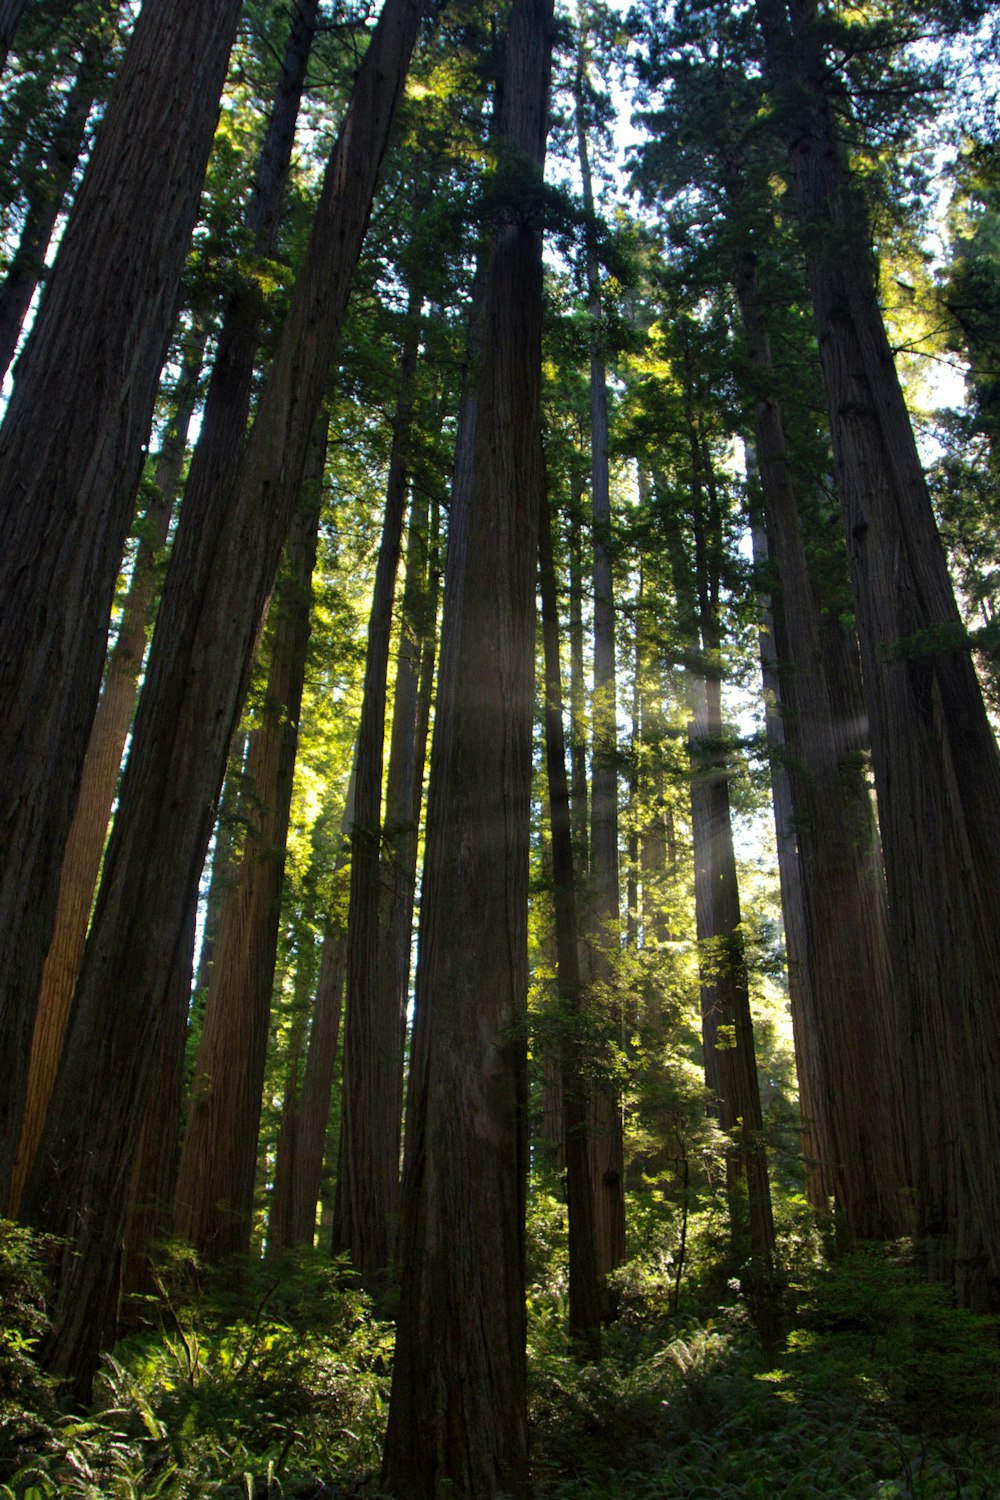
top-left (268, 934), bottom-right (317, 1255)
top-left (736, 252), bottom-right (908, 1241)
top-left (173, 437), bottom-right (325, 1265)
top-left (568, 489), bottom-right (589, 874)
top-left (369, 485), bottom-right (439, 1242)
top-left (334, 283), bottom-right (422, 1280)
top-left (539, 493), bottom-right (602, 1355)
top-left (270, 772), bottom-right (357, 1252)
top-left (755, 0), bottom-right (1000, 1306)
top-left (0, 17), bottom-right (112, 381)
top-left (8, 327), bottom-right (206, 1216)
top-left (575, 53), bottom-right (626, 1284)
top-left (0, 0), bottom-right (244, 1200)
top-left (750, 510), bottom-right (831, 1211)
top-left (21, 0), bottom-right (422, 1397)
top-left (120, 899), bottom-right (198, 1312)
top-left (664, 412), bottom-right (778, 1326)
top-left (381, 1), bottom-right (553, 1490)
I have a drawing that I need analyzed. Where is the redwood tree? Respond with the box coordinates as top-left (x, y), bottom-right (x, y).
top-left (20, 0), bottom-right (425, 1395)
top-left (381, 0), bottom-right (554, 1487)
top-left (0, 0), bottom-right (244, 1202)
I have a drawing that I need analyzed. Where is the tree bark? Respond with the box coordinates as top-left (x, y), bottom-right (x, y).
top-left (21, 0), bottom-right (423, 1396)
top-left (539, 492), bottom-right (602, 1355)
top-left (0, 0), bottom-right (243, 1201)
top-left (575, 56), bottom-right (626, 1284)
top-left (172, 433), bottom-right (326, 1265)
top-left (750, 511), bottom-right (831, 1211)
top-left (334, 283), bottom-right (422, 1280)
top-left (736, 252), bottom-right (908, 1242)
top-left (381, 0), bottom-right (553, 1489)
top-left (756, 0), bottom-right (1000, 1306)
top-left (8, 327), bottom-right (206, 1216)
top-left (120, 899), bottom-right (198, 1312)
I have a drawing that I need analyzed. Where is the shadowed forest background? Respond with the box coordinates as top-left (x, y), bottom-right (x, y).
top-left (1, 0), bottom-right (1000, 1494)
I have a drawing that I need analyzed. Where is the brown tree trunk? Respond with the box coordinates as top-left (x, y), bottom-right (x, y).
top-left (0, 0), bottom-right (243, 1201)
top-left (21, 0), bottom-right (422, 1397)
top-left (369, 485), bottom-right (439, 1242)
top-left (664, 411), bottom-right (778, 1323)
top-left (568, 490), bottom-right (590, 875)
top-left (750, 510), bottom-right (831, 1211)
top-left (8, 328), bottom-right (206, 1215)
top-left (334, 284), bottom-right (422, 1280)
top-left (270, 775), bottom-right (356, 1253)
top-left (575, 62), bottom-right (626, 1284)
top-left (756, 0), bottom-right (1000, 1306)
top-left (381, 0), bottom-right (553, 1489)
top-left (268, 940), bottom-right (317, 1255)
top-left (173, 439), bottom-right (325, 1265)
top-left (539, 493), bottom-right (602, 1355)
top-left (736, 253), bottom-right (908, 1242)
top-left (120, 899), bottom-right (198, 1313)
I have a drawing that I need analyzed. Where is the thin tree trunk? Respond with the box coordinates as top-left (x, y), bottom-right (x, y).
top-left (8, 327), bottom-right (206, 1215)
top-left (736, 252), bottom-right (908, 1241)
top-left (0, 0), bottom-right (244, 1199)
top-left (539, 492), bottom-right (602, 1355)
top-left (271, 771), bottom-right (357, 1252)
top-left (568, 489), bottom-right (589, 874)
top-left (575, 55), bottom-right (626, 1284)
top-left (173, 434), bottom-right (326, 1265)
top-left (21, 0), bottom-right (422, 1397)
top-left (369, 484), bottom-right (439, 1244)
top-left (755, 0), bottom-right (1000, 1306)
top-left (268, 936), bottom-right (317, 1255)
top-left (334, 283), bottom-right (422, 1280)
top-left (382, 0), bottom-right (553, 1488)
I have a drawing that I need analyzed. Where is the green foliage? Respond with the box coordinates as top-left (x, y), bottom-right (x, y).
top-left (0, 1223), bottom-right (58, 1484)
top-left (1, 1245), bottom-right (392, 1499)
top-left (529, 1245), bottom-right (1000, 1499)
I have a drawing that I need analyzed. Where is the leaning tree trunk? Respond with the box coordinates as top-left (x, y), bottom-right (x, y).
top-left (736, 251), bottom-right (908, 1242)
top-left (172, 438), bottom-right (325, 1266)
top-left (21, 0), bottom-right (424, 1399)
top-left (381, 0), bottom-right (553, 1490)
top-left (8, 327), bottom-right (206, 1216)
top-left (0, 0), bottom-right (244, 1201)
top-left (334, 283), bottom-right (422, 1280)
top-left (756, 0), bottom-right (1000, 1308)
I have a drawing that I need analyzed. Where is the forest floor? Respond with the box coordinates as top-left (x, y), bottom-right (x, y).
top-left (1, 1222), bottom-right (999, 1499)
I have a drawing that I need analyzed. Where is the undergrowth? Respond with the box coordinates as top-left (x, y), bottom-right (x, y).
top-left (2, 1219), bottom-right (998, 1498)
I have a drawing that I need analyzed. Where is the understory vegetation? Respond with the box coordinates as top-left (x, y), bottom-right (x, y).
top-left (2, 1218), bottom-right (998, 1499)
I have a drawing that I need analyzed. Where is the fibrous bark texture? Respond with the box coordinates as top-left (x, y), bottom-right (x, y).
top-left (20, 0), bottom-right (423, 1395)
top-left (737, 254), bottom-right (908, 1242)
top-left (9, 328), bottom-right (205, 1216)
top-left (381, 1), bottom-right (553, 1490)
top-left (0, 0), bottom-right (243, 1203)
top-left (756, 0), bottom-right (1000, 1307)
